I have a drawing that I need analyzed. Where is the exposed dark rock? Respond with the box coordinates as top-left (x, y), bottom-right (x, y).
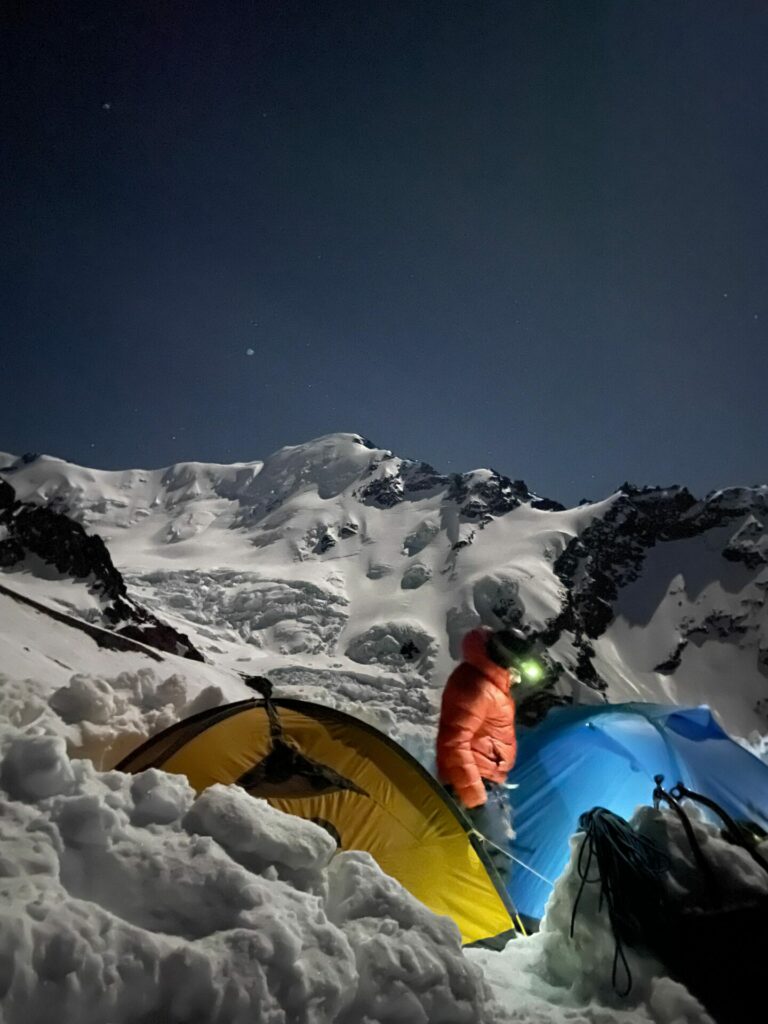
top-left (686, 611), bottom-right (749, 644)
top-left (354, 436), bottom-right (378, 450)
top-left (574, 639), bottom-right (605, 689)
top-left (400, 640), bottom-right (420, 661)
top-left (0, 581), bottom-right (164, 661)
top-left (516, 688), bottom-right (573, 728)
top-left (723, 517), bottom-right (767, 570)
top-left (401, 564), bottom-right (431, 590)
top-left (452, 530), bottom-right (475, 552)
top-left (314, 533), bottom-right (336, 554)
top-left (458, 498), bottom-right (489, 522)
top-left (545, 484), bottom-right (768, 685)
top-left (654, 640), bottom-right (688, 675)
top-left (0, 478), bottom-right (16, 509)
top-left (357, 459), bottom-right (546, 531)
top-left (339, 522), bottom-right (359, 539)
top-left (115, 621), bottom-right (205, 661)
top-left (5, 452), bottom-right (41, 468)
top-left (458, 472), bottom-right (528, 522)
top-left (723, 547), bottom-right (767, 571)
top-left (357, 475), bottom-right (404, 508)
top-left (488, 588), bottom-right (524, 630)
top-left (0, 487), bottom-right (203, 661)
top-left (531, 497), bottom-right (566, 512)
top-left (0, 537), bottom-right (24, 568)
top-left (5, 504), bottom-right (127, 599)
top-left (401, 461), bottom-right (445, 495)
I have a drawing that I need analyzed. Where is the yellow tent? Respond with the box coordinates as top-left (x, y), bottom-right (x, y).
top-left (116, 693), bottom-right (517, 945)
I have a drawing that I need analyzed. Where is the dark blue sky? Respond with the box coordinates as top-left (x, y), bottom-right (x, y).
top-left (3, 1), bottom-right (766, 504)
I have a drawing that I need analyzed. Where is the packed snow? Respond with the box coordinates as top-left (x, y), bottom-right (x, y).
top-left (4, 698), bottom-right (762, 1023)
top-left (0, 723), bottom-right (499, 1023)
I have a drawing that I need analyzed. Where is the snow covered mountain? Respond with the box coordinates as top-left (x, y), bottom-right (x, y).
top-left (1, 433), bottom-right (766, 751)
top-left (0, 474), bottom-right (203, 661)
top-left (1, 432), bottom-right (766, 1024)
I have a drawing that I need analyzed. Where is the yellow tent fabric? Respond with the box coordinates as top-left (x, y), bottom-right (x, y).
top-left (116, 697), bottom-right (516, 945)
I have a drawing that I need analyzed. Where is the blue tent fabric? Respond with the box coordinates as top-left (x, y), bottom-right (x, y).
top-left (503, 702), bottom-right (768, 921)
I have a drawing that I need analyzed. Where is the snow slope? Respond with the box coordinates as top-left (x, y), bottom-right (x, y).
top-left (2, 434), bottom-right (766, 746)
top-left (0, 584), bottom-right (244, 767)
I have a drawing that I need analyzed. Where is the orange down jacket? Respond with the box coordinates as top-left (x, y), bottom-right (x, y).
top-left (436, 627), bottom-right (517, 808)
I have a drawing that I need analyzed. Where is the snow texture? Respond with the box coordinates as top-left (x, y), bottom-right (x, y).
top-left (0, 722), bottom-right (501, 1024)
top-left (0, 668), bottom-right (223, 769)
top-left (3, 701), bottom-right (762, 1023)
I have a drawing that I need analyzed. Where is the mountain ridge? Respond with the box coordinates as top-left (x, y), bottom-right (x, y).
top-left (2, 433), bottom-right (766, 746)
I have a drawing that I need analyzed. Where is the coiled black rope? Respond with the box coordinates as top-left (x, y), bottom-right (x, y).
top-left (570, 808), bottom-right (671, 997)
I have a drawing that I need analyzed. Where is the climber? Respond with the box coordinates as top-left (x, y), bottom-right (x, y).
top-left (437, 627), bottom-right (524, 882)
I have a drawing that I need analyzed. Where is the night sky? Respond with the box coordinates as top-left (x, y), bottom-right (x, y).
top-left (3, 1), bottom-right (766, 505)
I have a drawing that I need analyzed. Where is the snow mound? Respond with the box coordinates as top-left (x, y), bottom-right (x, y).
top-left (345, 621), bottom-right (438, 677)
top-left (183, 784), bottom-right (337, 893)
top-left (401, 563), bottom-right (432, 590)
top-left (366, 561), bottom-right (394, 579)
top-left (402, 520), bottom-right (440, 556)
top-left (471, 803), bottom-right (768, 1024)
top-left (0, 669), bottom-right (223, 768)
top-left (0, 723), bottom-right (501, 1024)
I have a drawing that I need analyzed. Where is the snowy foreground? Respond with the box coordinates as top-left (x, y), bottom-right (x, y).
top-left (4, 695), bottom-right (765, 1024)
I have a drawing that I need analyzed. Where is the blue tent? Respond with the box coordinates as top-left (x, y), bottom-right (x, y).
top-left (504, 702), bottom-right (768, 922)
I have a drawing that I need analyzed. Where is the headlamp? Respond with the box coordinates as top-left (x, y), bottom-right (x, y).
top-left (489, 628), bottom-right (549, 687)
top-left (518, 658), bottom-right (545, 683)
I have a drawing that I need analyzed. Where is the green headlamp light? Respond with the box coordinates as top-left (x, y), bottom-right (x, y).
top-left (488, 629), bottom-right (549, 686)
top-left (518, 658), bottom-right (545, 683)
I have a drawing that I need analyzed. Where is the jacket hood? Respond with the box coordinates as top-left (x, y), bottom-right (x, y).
top-left (461, 627), bottom-right (512, 692)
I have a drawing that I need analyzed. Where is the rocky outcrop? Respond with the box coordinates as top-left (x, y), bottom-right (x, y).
top-left (554, 486), bottom-right (701, 640)
top-left (544, 484), bottom-right (767, 688)
top-left (723, 515), bottom-right (768, 570)
top-left (0, 480), bottom-right (203, 661)
top-left (355, 459), bottom-right (549, 548)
